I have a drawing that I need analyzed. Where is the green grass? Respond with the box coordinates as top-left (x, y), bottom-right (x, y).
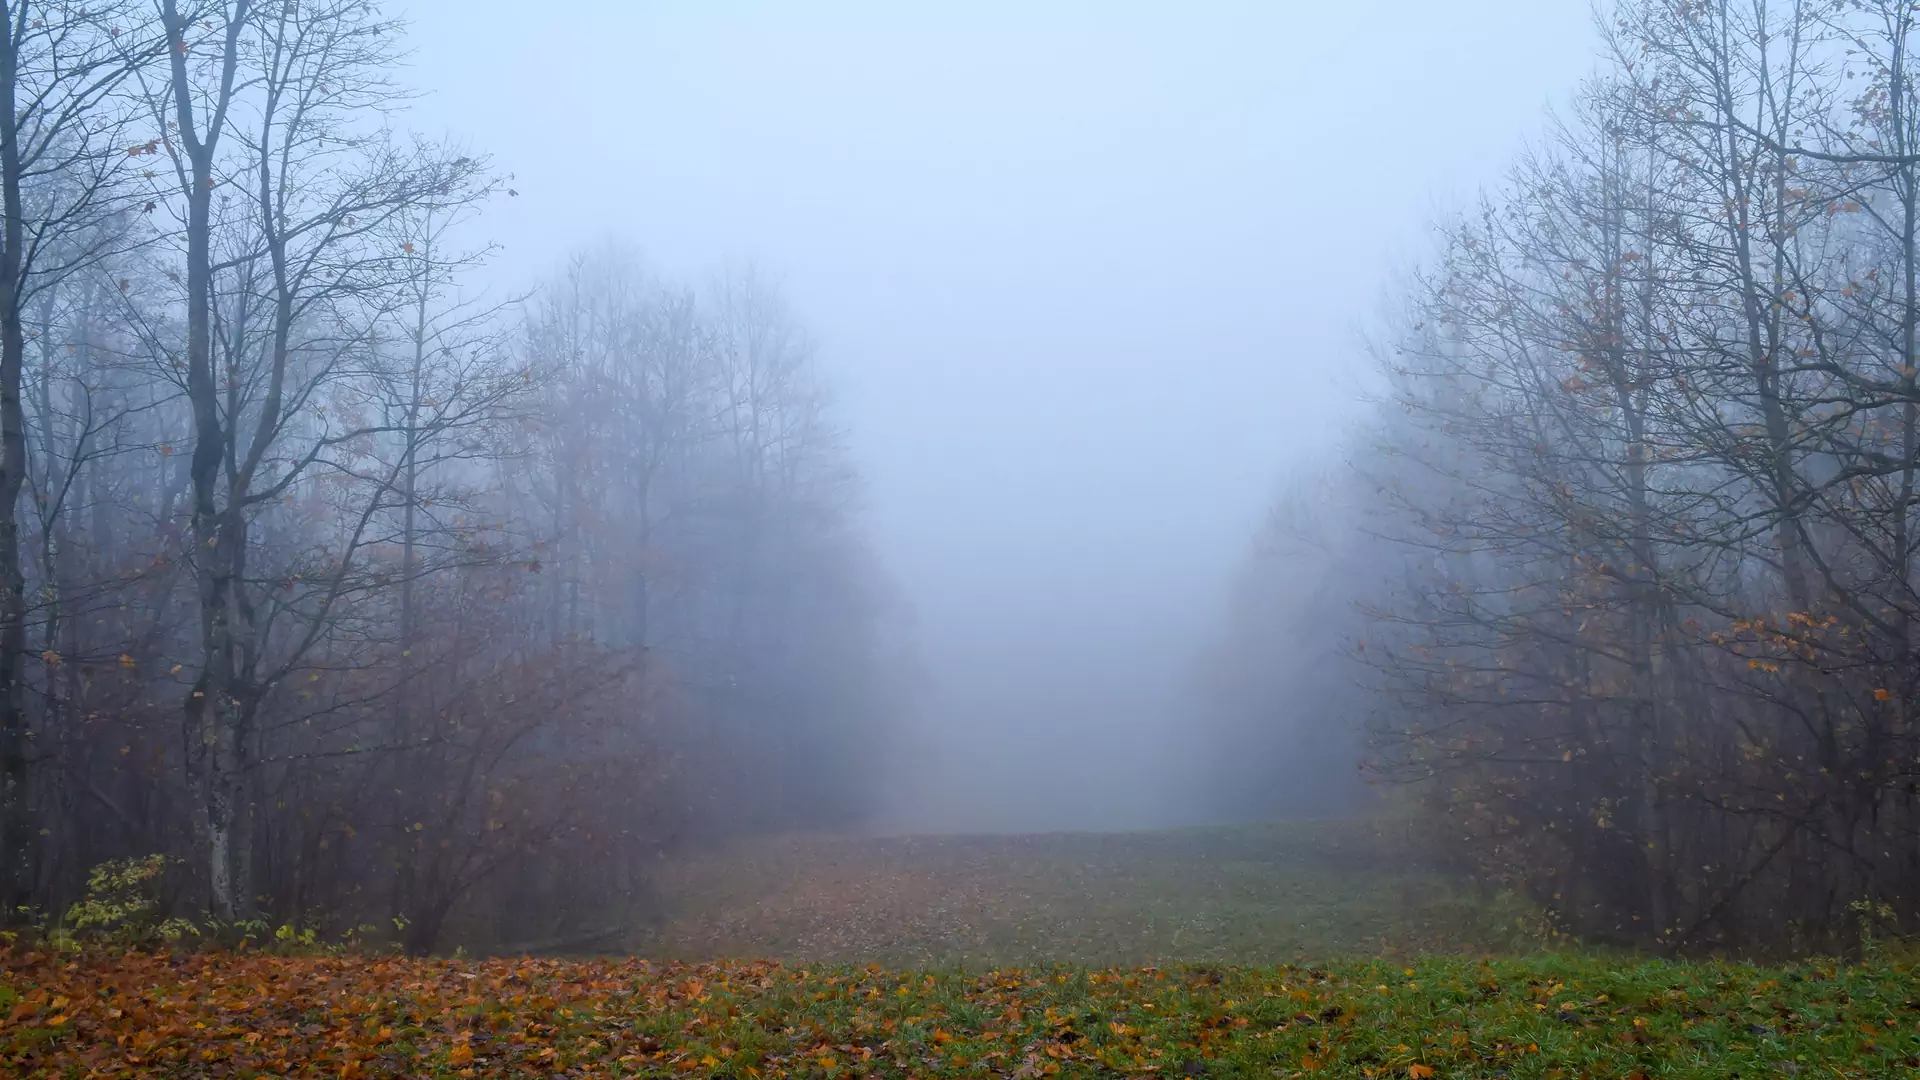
top-left (13, 948), bottom-right (1920, 1077)
top-left (624, 954), bottom-right (1920, 1078)
top-left (11, 822), bottom-right (1919, 1076)
top-left (638, 821), bottom-right (1547, 967)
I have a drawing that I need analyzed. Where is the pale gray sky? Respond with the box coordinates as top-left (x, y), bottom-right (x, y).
top-left (396, 1), bottom-right (1598, 832)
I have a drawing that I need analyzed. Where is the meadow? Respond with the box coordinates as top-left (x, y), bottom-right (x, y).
top-left (6, 822), bottom-right (1916, 1078)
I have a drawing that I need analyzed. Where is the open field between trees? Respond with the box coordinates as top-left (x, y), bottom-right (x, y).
top-left (6, 950), bottom-right (1920, 1077)
top-left (7, 823), bottom-right (1918, 1077)
top-left (636, 822), bottom-right (1538, 966)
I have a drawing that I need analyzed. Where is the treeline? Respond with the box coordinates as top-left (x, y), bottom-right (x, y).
top-left (1209, 0), bottom-right (1920, 954)
top-left (1188, 471), bottom-right (1373, 824)
top-left (0, 1), bottom-right (898, 953)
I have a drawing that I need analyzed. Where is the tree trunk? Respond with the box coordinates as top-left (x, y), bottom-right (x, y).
top-left (0, 4), bottom-right (34, 921)
top-left (165, 0), bottom-right (252, 922)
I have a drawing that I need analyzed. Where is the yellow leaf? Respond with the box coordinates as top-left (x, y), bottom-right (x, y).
top-left (1875, 688), bottom-right (1892, 702)
top-left (1409, 1066), bottom-right (1434, 1079)
top-left (447, 1044), bottom-right (474, 1066)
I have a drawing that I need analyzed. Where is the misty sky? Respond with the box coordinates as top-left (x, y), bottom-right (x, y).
top-left (396, 1), bottom-right (1598, 832)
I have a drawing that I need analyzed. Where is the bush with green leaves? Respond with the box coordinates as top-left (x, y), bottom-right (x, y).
top-left (57, 855), bottom-right (197, 949)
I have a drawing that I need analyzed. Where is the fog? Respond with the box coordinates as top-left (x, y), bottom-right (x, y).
top-left (9, 0), bottom-right (1920, 962)
top-left (391, 1), bottom-right (1597, 832)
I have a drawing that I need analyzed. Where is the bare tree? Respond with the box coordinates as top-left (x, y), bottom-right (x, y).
top-left (0, 0), bottom-right (164, 919)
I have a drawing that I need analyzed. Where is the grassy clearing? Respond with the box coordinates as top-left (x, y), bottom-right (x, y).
top-left (6, 949), bottom-right (1920, 1077)
top-left (8, 822), bottom-right (1914, 1076)
top-left (640, 822), bottom-right (1541, 967)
